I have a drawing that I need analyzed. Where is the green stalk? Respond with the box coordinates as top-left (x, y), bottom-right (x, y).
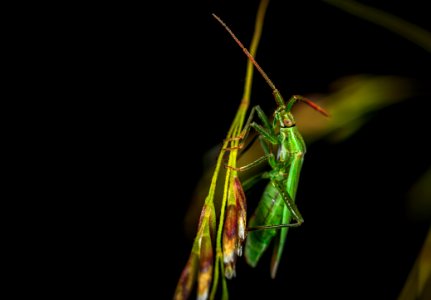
top-left (209, 0), bottom-right (270, 299)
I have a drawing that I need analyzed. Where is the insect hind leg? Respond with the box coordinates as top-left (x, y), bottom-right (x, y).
top-left (247, 220), bottom-right (303, 232)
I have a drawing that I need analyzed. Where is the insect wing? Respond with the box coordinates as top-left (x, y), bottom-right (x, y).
top-left (244, 182), bottom-right (284, 267)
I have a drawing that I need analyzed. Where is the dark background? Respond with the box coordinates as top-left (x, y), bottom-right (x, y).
top-left (81, 1), bottom-right (431, 299)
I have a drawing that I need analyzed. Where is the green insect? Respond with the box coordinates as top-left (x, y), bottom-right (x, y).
top-left (213, 14), bottom-right (329, 278)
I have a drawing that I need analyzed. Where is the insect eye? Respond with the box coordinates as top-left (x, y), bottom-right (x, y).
top-left (283, 119), bottom-right (293, 127)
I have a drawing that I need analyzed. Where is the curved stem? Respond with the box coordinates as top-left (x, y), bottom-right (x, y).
top-left (209, 1), bottom-right (271, 299)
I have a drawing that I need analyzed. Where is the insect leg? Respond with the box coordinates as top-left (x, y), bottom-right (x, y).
top-left (225, 134), bottom-right (278, 171)
top-left (247, 222), bottom-right (301, 231)
top-left (272, 179), bottom-right (304, 224)
top-left (225, 154), bottom-right (273, 172)
top-left (224, 105), bottom-right (277, 150)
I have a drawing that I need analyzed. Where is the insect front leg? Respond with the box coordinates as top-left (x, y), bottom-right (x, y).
top-left (224, 105), bottom-right (276, 150)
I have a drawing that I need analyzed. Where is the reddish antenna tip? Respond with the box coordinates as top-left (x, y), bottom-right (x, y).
top-left (299, 97), bottom-right (330, 118)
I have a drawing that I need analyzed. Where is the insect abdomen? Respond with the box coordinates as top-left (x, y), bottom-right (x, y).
top-left (245, 182), bottom-right (285, 267)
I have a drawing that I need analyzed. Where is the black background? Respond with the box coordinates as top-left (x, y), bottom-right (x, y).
top-left (80, 1), bottom-right (431, 299)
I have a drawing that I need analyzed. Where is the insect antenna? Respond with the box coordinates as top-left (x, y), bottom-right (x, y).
top-left (212, 13), bottom-right (285, 108)
top-left (287, 96), bottom-right (330, 117)
top-left (213, 13), bottom-right (330, 118)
